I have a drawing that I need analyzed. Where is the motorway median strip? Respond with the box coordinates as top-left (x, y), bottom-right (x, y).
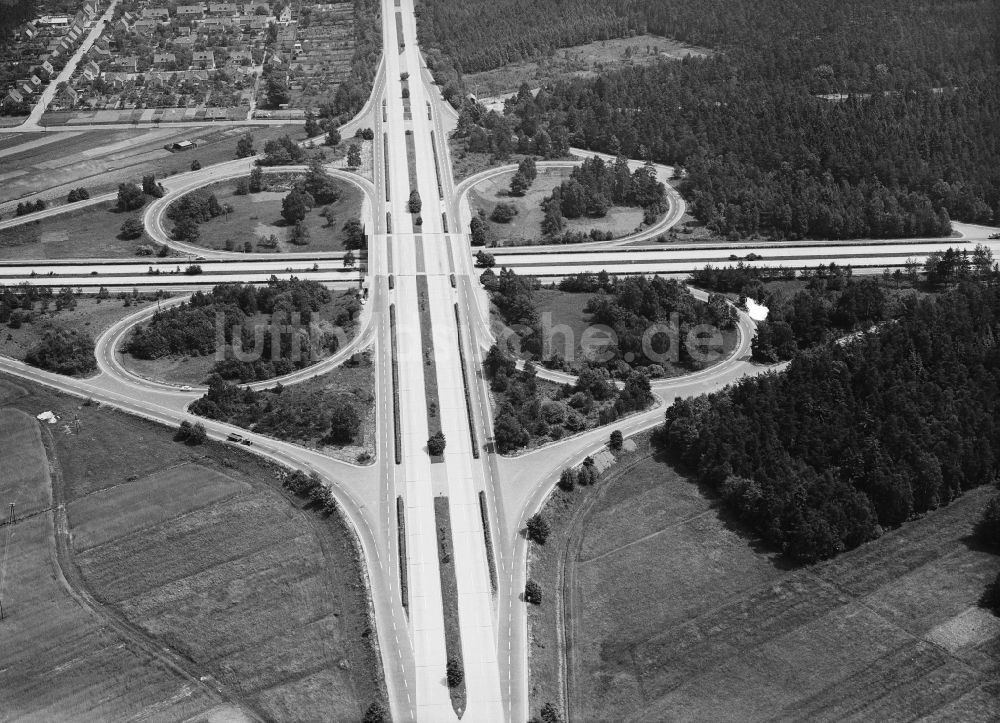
top-left (416, 275), bottom-right (444, 462)
top-left (430, 130), bottom-right (444, 200)
top-left (478, 490), bottom-right (498, 594)
top-left (434, 496), bottom-right (467, 717)
top-left (397, 495), bottom-right (408, 612)
top-left (389, 304), bottom-right (402, 465)
top-left (453, 302), bottom-right (480, 459)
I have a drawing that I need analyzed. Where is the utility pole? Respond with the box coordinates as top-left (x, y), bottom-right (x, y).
top-left (1, 503), bottom-right (14, 621)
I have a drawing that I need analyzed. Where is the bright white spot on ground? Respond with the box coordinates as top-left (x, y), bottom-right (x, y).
top-left (745, 298), bottom-right (769, 322)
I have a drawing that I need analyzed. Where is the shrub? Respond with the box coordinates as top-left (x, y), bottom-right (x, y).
top-left (976, 496), bottom-right (1000, 550)
top-left (524, 579), bottom-right (542, 605)
top-left (24, 327), bottom-right (96, 376)
top-left (610, 429), bottom-right (623, 450)
top-left (526, 513), bottom-right (549, 544)
top-left (490, 202), bottom-right (518, 223)
top-left (119, 217), bottom-right (145, 240)
top-left (446, 657), bottom-right (463, 687)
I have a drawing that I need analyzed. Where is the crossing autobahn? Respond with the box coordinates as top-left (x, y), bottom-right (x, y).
top-left (2, 2), bottom-right (1000, 721)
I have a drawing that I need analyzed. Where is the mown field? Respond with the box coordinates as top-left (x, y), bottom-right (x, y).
top-left (0, 406), bottom-right (229, 721)
top-left (0, 201), bottom-right (152, 260)
top-left (493, 287), bottom-right (738, 377)
top-left (0, 374), bottom-right (387, 721)
top-left (469, 168), bottom-right (645, 246)
top-left (528, 438), bottom-right (1000, 722)
top-left (0, 295), bottom-right (157, 362)
top-left (177, 175), bottom-right (364, 253)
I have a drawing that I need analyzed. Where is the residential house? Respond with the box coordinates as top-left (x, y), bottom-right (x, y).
top-left (191, 50), bottom-right (215, 69)
top-left (142, 7), bottom-right (169, 19)
top-left (19, 82), bottom-right (34, 96)
top-left (208, 2), bottom-right (238, 14)
top-left (229, 49), bottom-right (253, 64)
top-left (40, 59), bottom-right (55, 75)
top-left (172, 34), bottom-right (196, 46)
top-left (278, 5), bottom-right (292, 23)
top-left (6, 89), bottom-right (24, 104)
top-left (112, 56), bottom-right (138, 72)
top-left (153, 52), bottom-right (177, 67)
top-left (58, 84), bottom-right (78, 104)
top-left (176, 4), bottom-right (204, 17)
top-left (132, 18), bottom-right (159, 34)
top-left (81, 60), bottom-right (101, 80)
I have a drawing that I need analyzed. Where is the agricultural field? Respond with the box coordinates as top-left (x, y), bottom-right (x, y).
top-left (0, 407), bottom-right (232, 721)
top-left (469, 168), bottom-right (646, 246)
top-left (0, 125), bottom-right (303, 211)
top-left (466, 34), bottom-right (713, 100)
top-left (0, 202), bottom-right (154, 260)
top-left (0, 294), bottom-right (161, 363)
top-left (174, 175), bottom-right (365, 253)
top-left (528, 438), bottom-right (1000, 722)
top-left (0, 373), bottom-right (387, 720)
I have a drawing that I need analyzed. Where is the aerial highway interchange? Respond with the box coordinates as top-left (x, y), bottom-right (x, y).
top-left (1, 0), bottom-right (999, 721)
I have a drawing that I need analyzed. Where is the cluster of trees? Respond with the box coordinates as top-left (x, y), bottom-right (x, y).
top-left (14, 199), bottom-right (46, 216)
top-left (66, 188), bottom-right (90, 203)
top-left (189, 374), bottom-right (366, 447)
top-left (508, 157), bottom-right (537, 196)
top-left (167, 189), bottom-right (228, 242)
top-left (126, 279), bottom-right (355, 383)
top-left (484, 344), bottom-right (652, 453)
top-left (977, 496), bottom-right (1000, 613)
top-left (258, 135), bottom-right (306, 166)
top-left (483, 268), bottom-right (734, 373)
top-left (428, 0), bottom-right (998, 238)
top-left (282, 469), bottom-right (339, 514)
top-left (174, 420), bottom-right (207, 445)
top-left (661, 280), bottom-right (1000, 563)
top-left (24, 326), bottom-right (97, 377)
top-left (117, 175), bottom-right (163, 213)
top-left (541, 156), bottom-right (666, 237)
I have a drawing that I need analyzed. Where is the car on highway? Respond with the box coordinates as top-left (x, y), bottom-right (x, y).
top-left (989, 232), bottom-right (1000, 239)
top-left (179, 385), bottom-right (192, 391)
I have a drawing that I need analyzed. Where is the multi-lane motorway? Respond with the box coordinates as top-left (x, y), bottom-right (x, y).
top-left (2, 2), bottom-right (1000, 722)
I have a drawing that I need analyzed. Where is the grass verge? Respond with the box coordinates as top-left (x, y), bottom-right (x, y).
top-left (0, 202), bottom-right (154, 260)
top-left (434, 496), bottom-right (467, 716)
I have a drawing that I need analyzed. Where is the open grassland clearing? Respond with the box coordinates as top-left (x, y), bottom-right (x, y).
top-left (178, 175), bottom-right (364, 253)
top-left (466, 35), bottom-right (713, 99)
top-left (1, 294), bottom-right (160, 362)
top-left (529, 439), bottom-right (1000, 722)
top-left (0, 125), bottom-right (304, 209)
top-left (470, 168), bottom-right (645, 246)
top-left (0, 405), bottom-right (227, 722)
top-left (0, 371), bottom-right (387, 721)
top-left (0, 201), bottom-right (153, 260)
top-left (0, 408), bottom-right (52, 516)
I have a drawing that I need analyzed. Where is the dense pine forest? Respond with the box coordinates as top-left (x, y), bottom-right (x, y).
top-left (428, 0), bottom-right (1000, 238)
top-left (661, 277), bottom-right (1000, 563)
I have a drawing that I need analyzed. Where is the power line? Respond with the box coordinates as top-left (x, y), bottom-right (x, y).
top-left (0, 504), bottom-right (14, 621)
